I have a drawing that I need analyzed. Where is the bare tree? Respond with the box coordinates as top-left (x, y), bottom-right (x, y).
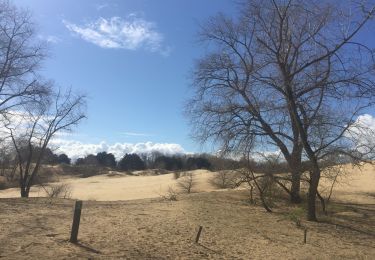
top-left (41, 183), bottom-right (72, 199)
top-left (0, 144), bottom-right (17, 182)
top-left (187, 0), bottom-right (375, 220)
top-left (0, 0), bottom-right (49, 116)
top-left (177, 172), bottom-right (196, 193)
top-left (187, 1), bottom-right (306, 204)
top-left (3, 87), bottom-right (86, 197)
top-left (251, 0), bottom-right (375, 220)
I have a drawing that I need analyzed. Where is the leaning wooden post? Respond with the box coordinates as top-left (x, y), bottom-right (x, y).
top-left (70, 200), bottom-right (83, 243)
top-left (195, 225), bottom-right (203, 243)
top-left (303, 228), bottom-right (307, 244)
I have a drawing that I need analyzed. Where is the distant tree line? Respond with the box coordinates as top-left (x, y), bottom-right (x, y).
top-left (21, 149), bottom-right (248, 172)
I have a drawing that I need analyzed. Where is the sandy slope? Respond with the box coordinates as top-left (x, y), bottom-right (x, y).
top-left (0, 170), bottom-right (216, 201)
top-left (317, 163), bottom-right (375, 204)
top-left (0, 164), bottom-right (374, 203)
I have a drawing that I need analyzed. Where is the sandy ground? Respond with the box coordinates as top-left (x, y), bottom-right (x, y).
top-left (318, 163), bottom-right (375, 204)
top-left (0, 191), bottom-right (374, 259)
top-left (1, 164), bottom-right (374, 203)
top-left (0, 165), bottom-right (374, 259)
top-left (0, 170), bottom-right (217, 201)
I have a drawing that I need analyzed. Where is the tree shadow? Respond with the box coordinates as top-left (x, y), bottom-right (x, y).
top-left (73, 242), bottom-right (101, 254)
top-left (320, 201), bottom-right (375, 237)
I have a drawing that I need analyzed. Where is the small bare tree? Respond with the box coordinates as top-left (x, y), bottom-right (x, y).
top-left (0, 145), bottom-right (17, 182)
top-left (3, 88), bottom-right (86, 197)
top-left (41, 183), bottom-right (72, 199)
top-left (177, 172), bottom-right (196, 194)
top-left (211, 170), bottom-right (240, 189)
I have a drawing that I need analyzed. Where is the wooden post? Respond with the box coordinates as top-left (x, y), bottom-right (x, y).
top-left (70, 200), bottom-right (83, 243)
top-left (195, 225), bottom-right (203, 243)
top-left (304, 228), bottom-right (307, 244)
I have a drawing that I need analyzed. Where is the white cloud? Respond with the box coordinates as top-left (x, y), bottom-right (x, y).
top-left (49, 139), bottom-right (186, 161)
top-left (347, 114), bottom-right (375, 154)
top-left (352, 114), bottom-right (375, 130)
top-left (63, 15), bottom-right (169, 54)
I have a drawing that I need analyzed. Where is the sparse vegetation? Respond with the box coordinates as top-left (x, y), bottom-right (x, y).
top-left (177, 172), bottom-right (196, 193)
top-left (159, 186), bottom-right (178, 201)
top-left (42, 183), bottom-right (72, 199)
top-left (210, 170), bottom-right (240, 189)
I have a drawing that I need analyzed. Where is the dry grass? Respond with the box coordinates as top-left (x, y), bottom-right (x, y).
top-left (0, 164), bottom-right (374, 258)
top-left (0, 190), bottom-right (374, 259)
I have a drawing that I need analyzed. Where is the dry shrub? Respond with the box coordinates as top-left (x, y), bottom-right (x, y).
top-left (173, 171), bottom-right (181, 179)
top-left (210, 170), bottom-right (240, 189)
top-left (43, 183), bottom-right (72, 198)
top-left (258, 175), bottom-right (283, 207)
top-left (160, 186), bottom-right (178, 201)
top-left (177, 172), bottom-right (196, 193)
top-left (287, 207), bottom-right (305, 228)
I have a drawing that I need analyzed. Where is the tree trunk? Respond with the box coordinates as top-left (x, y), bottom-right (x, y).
top-left (307, 168), bottom-right (320, 221)
top-left (289, 148), bottom-right (302, 204)
top-left (317, 191), bottom-right (327, 215)
top-left (259, 192), bottom-right (272, 212)
top-left (20, 185), bottom-right (29, 198)
top-left (290, 169), bottom-right (302, 203)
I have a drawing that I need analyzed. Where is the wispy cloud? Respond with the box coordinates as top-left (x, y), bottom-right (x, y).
top-left (38, 35), bottom-right (61, 44)
top-left (120, 131), bottom-right (154, 137)
top-left (63, 15), bottom-right (170, 55)
top-left (49, 140), bottom-right (186, 160)
top-left (95, 3), bottom-right (110, 11)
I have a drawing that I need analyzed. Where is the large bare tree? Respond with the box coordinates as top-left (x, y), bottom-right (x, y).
top-left (3, 88), bottom-right (86, 197)
top-left (187, 0), bottom-right (375, 220)
top-left (0, 0), bottom-right (49, 115)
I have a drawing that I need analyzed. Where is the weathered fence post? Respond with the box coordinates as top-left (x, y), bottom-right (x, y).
top-left (195, 225), bottom-right (203, 243)
top-left (70, 200), bottom-right (83, 243)
top-left (304, 228), bottom-right (307, 244)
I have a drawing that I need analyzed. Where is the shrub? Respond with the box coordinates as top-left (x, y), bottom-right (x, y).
top-left (210, 170), bottom-right (240, 189)
top-left (160, 186), bottom-right (178, 201)
top-left (258, 175), bottom-right (283, 207)
top-left (287, 207), bottom-right (305, 228)
top-left (173, 171), bottom-right (181, 179)
top-left (43, 183), bottom-right (72, 199)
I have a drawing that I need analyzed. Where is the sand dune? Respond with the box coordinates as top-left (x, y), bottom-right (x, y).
top-left (317, 163), bottom-right (375, 204)
top-left (0, 170), bottom-right (217, 201)
top-left (0, 164), bottom-right (374, 203)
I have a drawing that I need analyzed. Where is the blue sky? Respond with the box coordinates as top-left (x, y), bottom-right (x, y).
top-left (10, 1), bottom-right (375, 160)
top-left (11, 0), bottom-right (238, 159)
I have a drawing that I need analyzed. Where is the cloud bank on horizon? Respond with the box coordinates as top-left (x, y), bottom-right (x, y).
top-left (63, 15), bottom-right (170, 55)
top-left (48, 113), bottom-right (375, 161)
top-left (50, 139), bottom-right (186, 161)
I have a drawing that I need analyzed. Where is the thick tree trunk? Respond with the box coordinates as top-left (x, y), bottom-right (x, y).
top-left (307, 167), bottom-right (320, 221)
top-left (317, 191), bottom-right (327, 215)
top-left (290, 169), bottom-right (302, 203)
